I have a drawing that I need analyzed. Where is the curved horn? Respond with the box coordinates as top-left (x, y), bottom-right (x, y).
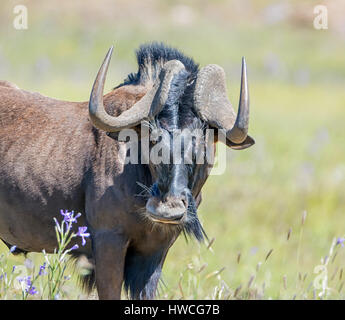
top-left (89, 47), bottom-right (186, 132)
top-left (193, 57), bottom-right (250, 144)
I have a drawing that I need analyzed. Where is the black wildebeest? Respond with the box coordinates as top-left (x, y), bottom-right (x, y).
top-left (0, 43), bottom-right (254, 299)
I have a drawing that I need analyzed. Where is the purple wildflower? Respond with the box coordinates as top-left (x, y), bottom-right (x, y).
top-left (38, 262), bottom-right (47, 276)
top-left (60, 209), bottom-right (81, 223)
top-left (10, 245), bottom-right (17, 253)
top-left (18, 276), bottom-right (38, 296)
top-left (336, 237), bottom-right (345, 247)
top-left (60, 209), bottom-right (72, 220)
top-left (12, 265), bottom-right (16, 273)
top-left (18, 276), bottom-right (28, 283)
top-left (27, 286), bottom-right (38, 295)
top-left (60, 209), bottom-right (81, 230)
top-left (70, 244), bottom-right (79, 251)
top-left (76, 226), bottom-right (90, 246)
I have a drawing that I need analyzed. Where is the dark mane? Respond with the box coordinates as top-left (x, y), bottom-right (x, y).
top-left (120, 42), bottom-right (199, 86)
top-left (115, 42), bottom-right (202, 132)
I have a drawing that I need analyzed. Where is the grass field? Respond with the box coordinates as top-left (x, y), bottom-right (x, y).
top-left (0, 0), bottom-right (344, 299)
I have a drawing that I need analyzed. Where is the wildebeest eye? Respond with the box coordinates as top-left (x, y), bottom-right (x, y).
top-left (187, 78), bottom-right (195, 86)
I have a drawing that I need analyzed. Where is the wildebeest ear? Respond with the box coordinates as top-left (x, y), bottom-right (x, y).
top-left (226, 135), bottom-right (255, 150)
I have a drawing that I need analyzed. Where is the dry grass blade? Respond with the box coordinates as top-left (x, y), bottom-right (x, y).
top-left (237, 252), bottom-right (241, 264)
top-left (283, 275), bottom-right (287, 290)
top-left (197, 263), bottom-right (207, 273)
top-left (301, 210), bottom-right (307, 225)
top-left (247, 275), bottom-right (255, 289)
top-left (331, 252), bottom-right (338, 264)
top-left (331, 267), bottom-right (339, 281)
top-left (205, 267), bottom-right (225, 279)
top-left (234, 285), bottom-right (242, 298)
top-left (306, 281), bottom-right (313, 293)
top-left (206, 237), bottom-right (215, 252)
top-left (248, 288), bottom-right (258, 299)
top-left (178, 280), bottom-right (184, 299)
top-left (287, 227), bottom-right (292, 240)
top-left (265, 249), bottom-right (274, 262)
top-left (262, 281), bottom-right (266, 293)
top-left (187, 263), bottom-right (194, 270)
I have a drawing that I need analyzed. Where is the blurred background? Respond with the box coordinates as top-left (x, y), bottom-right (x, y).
top-left (0, 0), bottom-right (345, 299)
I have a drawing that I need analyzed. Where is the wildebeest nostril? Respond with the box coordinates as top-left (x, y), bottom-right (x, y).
top-left (180, 196), bottom-right (188, 208)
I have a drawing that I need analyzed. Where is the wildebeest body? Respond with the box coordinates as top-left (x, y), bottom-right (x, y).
top-left (0, 43), bottom-right (254, 299)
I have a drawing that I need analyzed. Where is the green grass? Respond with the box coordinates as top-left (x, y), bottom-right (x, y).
top-left (161, 81), bottom-right (345, 300)
top-left (0, 0), bottom-right (345, 299)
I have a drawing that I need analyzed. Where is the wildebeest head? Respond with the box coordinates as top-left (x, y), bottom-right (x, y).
top-left (88, 43), bottom-right (254, 241)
